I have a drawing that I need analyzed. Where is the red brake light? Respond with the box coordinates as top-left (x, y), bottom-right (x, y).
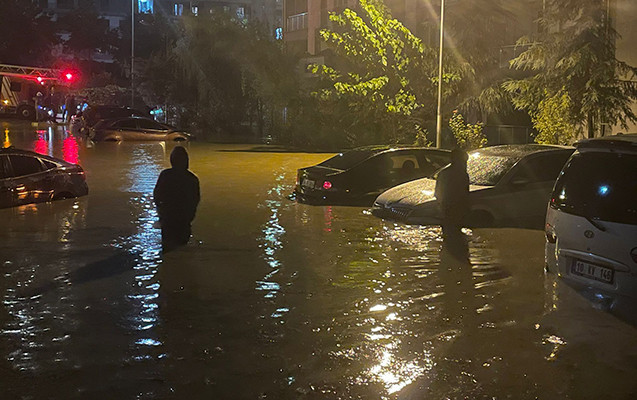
top-left (323, 181), bottom-right (332, 190)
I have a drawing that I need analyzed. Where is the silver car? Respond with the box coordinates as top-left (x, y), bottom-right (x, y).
top-left (372, 144), bottom-right (574, 228)
top-left (89, 117), bottom-right (192, 142)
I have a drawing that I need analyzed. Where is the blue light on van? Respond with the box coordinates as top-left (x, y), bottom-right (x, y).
top-left (598, 185), bottom-right (609, 196)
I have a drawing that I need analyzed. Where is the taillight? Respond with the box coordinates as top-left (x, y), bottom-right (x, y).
top-left (545, 223), bottom-right (557, 244)
top-left (322, 181), bottom-right (332, 190)
top-left (631, 247), bottom-right (637, 264)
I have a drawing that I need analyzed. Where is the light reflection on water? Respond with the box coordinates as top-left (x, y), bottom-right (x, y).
top-left (114, 145), bottom-right (165, 361)
top-left (2, 125), bottom-right (637, 398)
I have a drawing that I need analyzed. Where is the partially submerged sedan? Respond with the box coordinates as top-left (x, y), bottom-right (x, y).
top-left (294, 146), bottom-right (451, 206)
top-left (372, 144), bottom-right (574, 228)
top-left (0, 147), bottom-right (88, 208)
top-left (89, 117), bottom-right (192, 142)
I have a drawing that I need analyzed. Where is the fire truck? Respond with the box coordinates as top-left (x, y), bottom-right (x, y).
top-left (0, 63), bottom-right (78, 120)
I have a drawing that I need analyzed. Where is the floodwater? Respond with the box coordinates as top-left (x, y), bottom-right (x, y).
top-left (1, 121), bottom-right (637, 399)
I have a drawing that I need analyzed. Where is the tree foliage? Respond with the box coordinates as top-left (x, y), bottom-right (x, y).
top-left (531, 89), bottom-right (576, 145)
top-left (448, 110), bottom-right (487, 150)
top-left (309, 0), bottom-right (464, 147)
top-left (141, 14), bottom-right (299, 139)
top-left (504, 0), bottom-right (637, 138)
top-left (0, 0), bottom-right (57, 66)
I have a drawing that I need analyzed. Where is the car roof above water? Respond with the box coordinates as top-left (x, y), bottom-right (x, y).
top-left (471, 144), bottom-right (573, 159)
top-left (576, 133), bottom-right (637, 152)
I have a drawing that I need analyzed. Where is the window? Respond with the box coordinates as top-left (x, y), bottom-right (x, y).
top-left (8, 155), bottom-right (43, 177)
top-left (174, 3), bottom-right (184, 16)
top-left (511, 152), bottom-right (572, 183)
top-left (466, 154), bottom-right (517, 186)
top-left (138, 0), bottom-right (154, 13)
top-left (236, 7), bottom-right (245, 19)
top-left (113, 119), bottom-right (138, 129)
top-left (0, 156), bottom-right (9, 179)
top-left (137, 119), bottom-right (164, 130)
top-left (42, 159), bottom-right (58, 170)
top-left (192, 5), bottom-right (198, 16)
top-left (551, 152), bottom-right (637, 225)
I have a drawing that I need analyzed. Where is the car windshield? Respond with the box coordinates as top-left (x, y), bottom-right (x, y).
top-left (551, 151), bottom-right (637, 225)
top-left (466, 153), bottom-right (518, 186)
top-left (318, 150), bottom-right (375, 170)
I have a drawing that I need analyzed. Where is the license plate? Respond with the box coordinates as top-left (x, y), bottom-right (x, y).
top-left (571, 259), bottom-right (614, 284)
top-left (302, 178), bottom-right (315, 189)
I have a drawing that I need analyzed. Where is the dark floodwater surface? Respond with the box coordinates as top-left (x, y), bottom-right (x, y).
top-left (2, 121), bottom-right (637, 399)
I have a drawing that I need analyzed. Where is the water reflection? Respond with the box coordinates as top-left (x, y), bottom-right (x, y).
top-left (115, 145), bottom-right (165, 363)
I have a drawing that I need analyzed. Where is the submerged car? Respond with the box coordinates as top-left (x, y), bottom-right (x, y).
top-left (89, 117), bottom-right (192, 142)
top-left (545, 134), bottom-right (637, 297)
top-left (74, 105), bottom-right (149, 134)
top-left (294, 146), bottom-right (451, 206)
top-left (372, 144), bottom-right (574, 228)
top-left (0, 147), bottom-right (88, 209)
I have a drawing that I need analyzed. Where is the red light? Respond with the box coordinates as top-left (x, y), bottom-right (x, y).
top-left (322, 181), bottom-right (332, 190)
top-left (65, 72), bottom-right (73, 81)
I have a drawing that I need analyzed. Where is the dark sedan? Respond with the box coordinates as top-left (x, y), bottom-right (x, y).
top-left (372, 144), bottom-right (574, 228)
top-left (294, 146), bottom-right (451, 206)
top-left (0, 147), bottom-right (88, 209)
top-left (89, 117), bottom-right (192, 142)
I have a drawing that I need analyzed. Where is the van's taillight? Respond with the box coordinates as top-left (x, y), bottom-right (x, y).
top-left (322, 181), bottom-right (332, 190)
top-left (545, 223), bottom-right (557, 244)
top-left (631, 247), bottom-right (637, 264)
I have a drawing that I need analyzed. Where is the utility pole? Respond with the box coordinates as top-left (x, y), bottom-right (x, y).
top-left (131, 0), bottom-right (135, 108)
top-left (435, 0), bottom-right (445, 148)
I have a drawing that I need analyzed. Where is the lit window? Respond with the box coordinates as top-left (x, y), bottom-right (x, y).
top-left (236, 7), bottom-right (245, 19)
top-left (192, 5), bottom-right (198, 15)
top-left (275, 27), bottom-right (283, 40)
top-left (138, 0), bottom-right (153, 13)
top-left (174, 3), bottom-right (183, 15)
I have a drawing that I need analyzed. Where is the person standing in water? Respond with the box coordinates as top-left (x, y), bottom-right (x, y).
top-left (435, 148), bottom-right (470, 232)
top-left (154, 146), bottom-right (200, 251)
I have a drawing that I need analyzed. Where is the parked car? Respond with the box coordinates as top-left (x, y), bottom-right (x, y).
top-left (74, 105), bottom-right (149, 134)
top-left (294, 146), bottom-right (451, 206)
top-left (545, 134), bottom-right (637, 297)
top-left (372, 144), bottom-right (574, 228)
top-left (89, 117), bottom-right (192, 142)
top-left (0, 147), bottom-right (88, 209)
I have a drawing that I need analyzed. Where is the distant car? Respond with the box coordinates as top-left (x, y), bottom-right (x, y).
top-left (89, 117), bottom-right (192, 142)
top-left (372, 144), bottom-right (574, 228)
top-left (0, 147), bottom-right (88, 209)
top-left (294, 146), bottom-right (451, 206)
top-left (74, 105), bottom-right (149, 134)
top-left (545, 134), bottom-right (637, 297)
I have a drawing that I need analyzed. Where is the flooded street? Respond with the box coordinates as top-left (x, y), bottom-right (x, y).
top-left (2, 121), bottom-right (637, 399)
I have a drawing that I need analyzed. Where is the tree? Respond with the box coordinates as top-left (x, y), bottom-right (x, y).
top-left (0, 0), bottom-right (57, 66)
top-left (141, 14), bottom-right (300, 140)
top-left (448, 110), bottom-right (487, 150)
top-left (531, 89), bottom-right (576, 145)
top-left (309, 0), bottom-right (464, 147)
top-left (58, 5), bottom-right (117, 60)
top-left (504, 0), bottom-right (637, 138)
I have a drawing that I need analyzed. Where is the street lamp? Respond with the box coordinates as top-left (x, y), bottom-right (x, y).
top-left (131, 0), bottom-right (135, 108)
top-left (435, 0), bottom-right (445, 148)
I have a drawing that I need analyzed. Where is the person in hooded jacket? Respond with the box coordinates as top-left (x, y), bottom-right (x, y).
top-left (434, 147), bottom-right (469, 231)
top-left (154, 146), bottom-right (200, 251)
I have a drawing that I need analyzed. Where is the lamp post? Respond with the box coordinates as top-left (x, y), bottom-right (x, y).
top-left (131, 0), bottom-right (135, 108)
top-left (435, 0), bottom-right (445, 148)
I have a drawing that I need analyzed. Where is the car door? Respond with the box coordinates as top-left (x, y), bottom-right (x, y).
top-left (5, 154), bottom-right (50, 206)
top-left (498, 151), bottom-right (572, 226)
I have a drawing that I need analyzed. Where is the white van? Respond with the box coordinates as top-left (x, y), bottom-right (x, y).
top-left (545, 134), bottom-right (637, 296)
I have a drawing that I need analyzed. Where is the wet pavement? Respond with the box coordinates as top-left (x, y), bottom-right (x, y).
top-left (1, 120), bottom-right (637, 399)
